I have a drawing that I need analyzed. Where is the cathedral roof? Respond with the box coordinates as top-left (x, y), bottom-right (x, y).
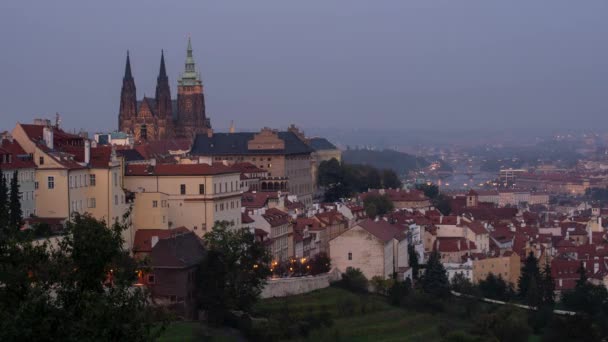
top-left (191, 131), bottom-right (313, 156)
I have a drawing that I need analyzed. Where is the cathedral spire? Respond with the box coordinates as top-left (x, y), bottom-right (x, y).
top-left (158, 49), bottom-right (167, 79)
top-left (179, 37), bottom-right (201, 85)
top-left (124, 51), bottom-right (133, 80)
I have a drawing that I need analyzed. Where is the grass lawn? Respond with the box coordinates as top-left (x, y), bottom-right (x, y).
top-left (254, 286), bottom-right (540, 342)
top-left (158, 287), bottom-right (541, 341)
top-left (254, 287), bottom-right (455, 342)
top-left (157, 321), bottom-right (243, 342)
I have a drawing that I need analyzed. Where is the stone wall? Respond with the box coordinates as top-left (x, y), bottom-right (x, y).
top-left (260, 269), bottom-right (341, 298)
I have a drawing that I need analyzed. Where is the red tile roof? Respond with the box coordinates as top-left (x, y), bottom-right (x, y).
top-left (133, 227), bottom-right (190, 253)
top-left (242, 191), bottom-right (278, 209)
top-left (465, 221), bottom-right (488, 235)
top-left (262, 208), bottom-right (289, 227)
top-left (357, 219), bottom-right (403, 243)
top-left (0, 139), bottom-right (36, 170)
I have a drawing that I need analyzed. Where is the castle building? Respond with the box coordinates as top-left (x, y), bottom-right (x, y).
top-left (118, 38), bottom-right (210, 142)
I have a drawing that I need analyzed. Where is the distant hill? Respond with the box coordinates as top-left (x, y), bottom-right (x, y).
top-left (342, 149), bottom-right (429, 175)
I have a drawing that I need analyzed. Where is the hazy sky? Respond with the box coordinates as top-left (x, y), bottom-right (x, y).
top-left (1, 0), bottom-right (607, 134)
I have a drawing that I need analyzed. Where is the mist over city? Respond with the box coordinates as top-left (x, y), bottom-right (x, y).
top-left (2, 1), bottom-right (608, 341)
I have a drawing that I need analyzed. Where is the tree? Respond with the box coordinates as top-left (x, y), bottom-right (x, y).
top-left (479, 273), bottom-right (514, 301)
top-left (8, 170), bottom-right (23, 230)
top-left (433, 194), bottom-right (452, 216)
top-left (450, 272), bottom-right (475, 294)
top-left (518, 252), bottom-right (541, 301)
top-left (421, 251), bottom-right (450, 298)
top-left (0, 174), bottom-right (8, 238)
top-left (540, 263), bottom-right (555, 306)
top-left (338, 268), bottom-right (369, 293)
top-left (309, 252), bottom-right (331, 275)
top-left (562, 263), bottom-right (608, 316)
top-left (381, 169), bottom-right (402, 189)
top-left (0, 213), bottom-right (164, 341)
top-left (363, 194), bottom-right (394, 218)
top-left (388, 277), bottom-right (412, 306)
top-left (416, 183), bottom-right (439, 199)
top-left (408, 243), bottom-right (420, 281)
top-left (197, 221), bottom-right (271, 324)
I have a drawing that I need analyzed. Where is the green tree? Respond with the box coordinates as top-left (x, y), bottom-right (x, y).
top-left (381, 169), bottom-right (402, 189)
top-left (416, 183), bottom-right (439, 199)
top-left (363, 194), bottom-right (394, 218)
top-left (388, 277), bottom-right (412, 306)
top-left (197, 221), bottom-right (271, 325)
top-left (0, 213), bottom-right (163, 341)
top-left (0, 174), bottom-right (8, 237)
top-left (8, 170), bottom-right (23, 230)
top-left (450, 272), bottom-right (475, 294)
top-left (338, 268), bottom-right (369, 293)
top-left (540, 263), bottom-right (555, 306)
top-left (518, 252), bottom-right (541, 301)
top-left (562, 263), bottom-right (608, 316)
top-left (421, 251), bottom-right (450, 298)
top-left (479, 273), bottom-right (514, 301)
top-left (309, 252), bottom-right (331, 275)
top-left (408, 243), bottom-right (420, 280)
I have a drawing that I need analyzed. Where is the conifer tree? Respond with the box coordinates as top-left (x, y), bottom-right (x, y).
top-left (8, 170), bottom-right (22, 231)
top-left (540, 263), bottom-right (555, 306)
top-left (0, 174), bottom-right (9, 233)
top-left (421, 251), bottom-right (450, 298)
top-left (518, 251), bottom-right (541, 299)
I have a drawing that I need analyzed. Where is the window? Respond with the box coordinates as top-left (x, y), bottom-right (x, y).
top-left (47, 176), bottom-right (54, 189)
top-left (348, 252), bottom-right (352, 260)
top-left (199, 184), bottom-right (205, 194)
top-left (152, 200), bottom-right (158, 208)
top-left (114, 195), bottom-right (118, 205)
top-left (163, 216), bottom-right (166, 223)
top-left (147, 274), bottom-right (155, 284)
top-left (39, 156), bottom-right (44, 165)
top-left (35, 181), bottom-right (39, 190)
top-left (88, 198), bottom-right (96, 208)
top-left (90, 174), bottom-right (96, 186)
top-left (214, 184), bottom-right (217, 194)
top-left (113, 173), bottom-right (118, 186)
top-left (180, 184), bottom-right (186, 195)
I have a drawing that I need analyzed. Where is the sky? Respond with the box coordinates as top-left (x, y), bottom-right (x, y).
top-left (1, 0), bottom-right (607, 135)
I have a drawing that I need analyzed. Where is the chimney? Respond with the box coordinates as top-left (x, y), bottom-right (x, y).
top-left (151, 236), bottom-right (159, 248)
top-left (43, 126), bottom-right (54, 150)
top-left (84, 140), bottom-right (91, 165)
top-left (457, 216), bottom-right (461, 225)
top-left (229, 120), bottom-right (235, 134)
top-left (207, 129), bottom-right (214, 138)
top-left (457, 239), bottom-right (461, 250)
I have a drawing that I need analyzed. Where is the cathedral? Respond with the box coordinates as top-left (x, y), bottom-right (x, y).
top-left (118, 38), bottom-right (211, 141)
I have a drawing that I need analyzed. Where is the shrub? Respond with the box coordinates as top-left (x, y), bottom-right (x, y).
top-left (337, 268), bottom-right (369, 293)
top-left (310, 252), bottom-right (331, 275)
top-left (388, 278), bottom-right (412, 306)
top-left (371, 276), bottom-right (394, 295)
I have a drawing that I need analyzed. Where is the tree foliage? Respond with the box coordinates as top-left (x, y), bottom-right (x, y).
top-left (478, 273), bottom-right (515, 302)
top-left (421, 251), bottom-right (450, 298)
top-left (197, 221), bottom-right (271, 325)
top-left (0, 213), bottom-right (163, 341)
top-left (363, 193), bottom-right (394, 218)
top-left (317, 158), bottom-right (402, 202)
top-left (518, 252), bottom-right (542, 307)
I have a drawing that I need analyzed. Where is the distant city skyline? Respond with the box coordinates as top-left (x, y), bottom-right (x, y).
top-left (1, 0), bottom-right (608, 135)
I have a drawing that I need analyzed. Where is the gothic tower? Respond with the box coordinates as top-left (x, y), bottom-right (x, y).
top-left (118, 51), bottom-right (137, 133)
top-left (155, 50), bottom-right (173, 139)
top-left (176, 37), bottom-right (208, 137)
